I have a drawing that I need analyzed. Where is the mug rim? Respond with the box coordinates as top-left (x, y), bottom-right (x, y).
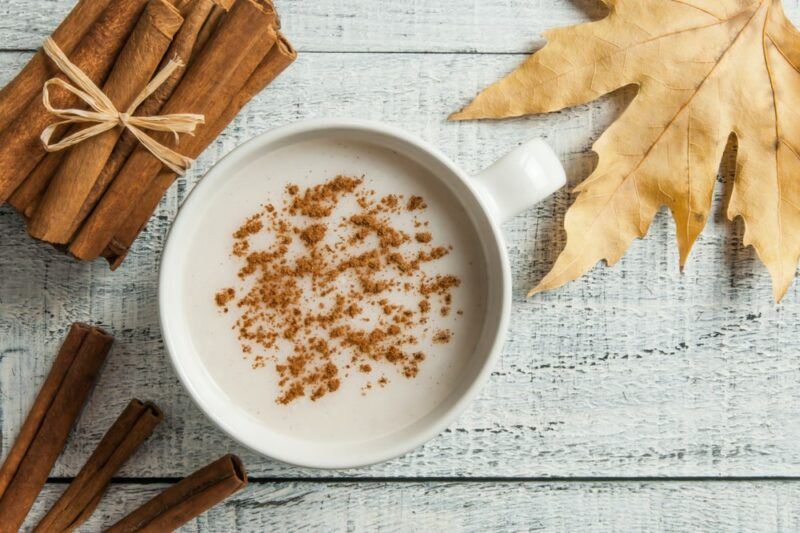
top-left (159, 118), bottom-right (512, 469)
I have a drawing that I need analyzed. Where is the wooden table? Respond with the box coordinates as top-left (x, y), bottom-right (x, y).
top-left (2, 0), bottom-right (800, 530)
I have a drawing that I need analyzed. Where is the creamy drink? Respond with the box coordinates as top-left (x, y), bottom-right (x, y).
top-left (181, 137), bottom-right (488, 443)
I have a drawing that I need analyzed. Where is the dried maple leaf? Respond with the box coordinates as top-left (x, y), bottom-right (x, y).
top-left (452, 0), bottom-right (800, 300)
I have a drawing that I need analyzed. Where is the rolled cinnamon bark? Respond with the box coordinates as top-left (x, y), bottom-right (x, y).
top-left (212, 0), bottom-right (237, 9)
top-left (22, 0), bottom-right (237, 255)
top-left (102, 32), bottom-right (296, 268)
top-left (256, 0), bottom-right (280, 29)
top-left (69, 0), bottom-right (279, 260)
top-left (28, 0), bottom-right (184, 244)
top-left (8, 0), bottom-right (205, 215)
top-left (76, 0), bottom-right (216, 229)
top-left (0, 0), bottom-right (151, 203)
top-left (0, 323), bottom-right (113, 532)
top-left (192, 2), bottom-right (227, 56)
top-left (212, 33), bottom-right (295, 141)
top-left (35, 400), bottom-right (163, 532)
top-left (106, 454), bottom-right (247, 532)
top-left (7, 151), bottom-right (64, 218)
top-left (11, 0), bottom-right (215, 224)
top-left (0, 0), bottom-right (114, 135)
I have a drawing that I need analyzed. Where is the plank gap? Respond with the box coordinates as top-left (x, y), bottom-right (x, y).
top-left (44, 476), bottom-right (800, 485)
top-left (0, 48), bottom-right (529, 55)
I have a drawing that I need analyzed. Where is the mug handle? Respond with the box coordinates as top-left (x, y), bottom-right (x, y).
top-left (472, 139), bottom-right (566, 224)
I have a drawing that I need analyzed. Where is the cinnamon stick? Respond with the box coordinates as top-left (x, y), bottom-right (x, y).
top-left (16, 0), bottom-right (234, 252)
top-left (28, 0), bottom-right (184, 244)
top-left (0, 0), bottom-right (151, 203)
top-left (69, 0), bottom-right (279, 260)
top-left (0, 0), bottom-right (114, 135)
top-left (7, 151), bottom-right (65, 218)
top-left (256, 0), bottom-right (280, 29)
top-left (106, 454), bottom-right (247, 532)
top-left (10, 0), bottom-right (217, 223)
top-left (35, 400), bottom-right (163, 532)
top-left (192, 3), bottom-right (228, 56)
top-left (76, 0), bottom-right (216, 230)
top-left (0, 323), bottom-right (113, 532)
top-left (102, 32), bottom-right (296, 268)
top-left (211, 0), bottom-right (237, 10)
top-left (38, 0), bottom-right (230, 253)
top-left (7, 0), bottom-right (194, 216)
top-left (4, 0), bottom-right (134, 214)
top-left (209, 32), bottom-right (295, 144)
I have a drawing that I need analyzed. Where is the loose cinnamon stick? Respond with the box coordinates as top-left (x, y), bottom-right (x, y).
top-left (77, 0), bottom-right (216, 229)
top-left (102, 32), bottom-right (296, 268)
top-left (0, 323), bottom-right (113, 532)
top-left (35, 400), bottom-right (163, 532)
top-left (106, 454), bottom-right (247, 532)
top-left (0, 0), bottom-right (114, 135)
top-left (28, 0), bottom-right (184, 244)
top-left (69, 0), bottom-right (279, 260)
top-left (0, 0), bottom-right (151, 203)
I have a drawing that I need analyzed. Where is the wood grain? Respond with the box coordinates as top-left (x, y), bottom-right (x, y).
top-left (2, 0), bottom-right (799, 53)
top-left (23, 481), bottom-right (800, 531)
top-left (2, 0), bottom-right (800, 529)
top-left (1, 50), bottom-right (799, 478)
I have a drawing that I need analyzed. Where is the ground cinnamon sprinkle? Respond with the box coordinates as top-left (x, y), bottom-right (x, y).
top-left (300, 223), bottom-right (326, 245)
top-left (215, 175), bottom-right (462, 405)
top-left (407, 195), bottom-right (427, 211)
top-left (433, 329), bottom-right (452, 344)
top-left (233, 215), bottom-right (263, 239)
top-left (214, 288), bottom-right (235, 312)
top-left (289, 175), bottom-right (361, 218)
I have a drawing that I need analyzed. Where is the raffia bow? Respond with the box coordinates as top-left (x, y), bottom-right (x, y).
top-left (39, 37), bottom-right (205, 175)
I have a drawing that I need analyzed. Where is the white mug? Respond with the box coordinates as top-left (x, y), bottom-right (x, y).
top-left (159, 119), bottom-right (565, 468)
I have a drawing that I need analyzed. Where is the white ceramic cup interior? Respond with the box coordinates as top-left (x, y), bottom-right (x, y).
top-left (159, 119), bottom-right (565, 468)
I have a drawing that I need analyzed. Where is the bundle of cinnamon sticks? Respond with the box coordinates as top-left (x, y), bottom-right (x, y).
top-left (0, 323), bottom-right (248, 530)
top-left (0, 0), bottom-right (295, 269)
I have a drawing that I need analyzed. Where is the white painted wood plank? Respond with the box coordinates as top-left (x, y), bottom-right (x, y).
top-left (1, 47), bottom-right (800, 480)
top-left (0, 0), bottom-right (601, 53)
top-left (2, 0), bottom-right (800, 53)
top-left (23, 480), bottom-right (800, 532)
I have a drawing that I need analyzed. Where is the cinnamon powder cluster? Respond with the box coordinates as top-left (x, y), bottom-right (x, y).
top-left (215, 175), bottom-right (462, 405)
